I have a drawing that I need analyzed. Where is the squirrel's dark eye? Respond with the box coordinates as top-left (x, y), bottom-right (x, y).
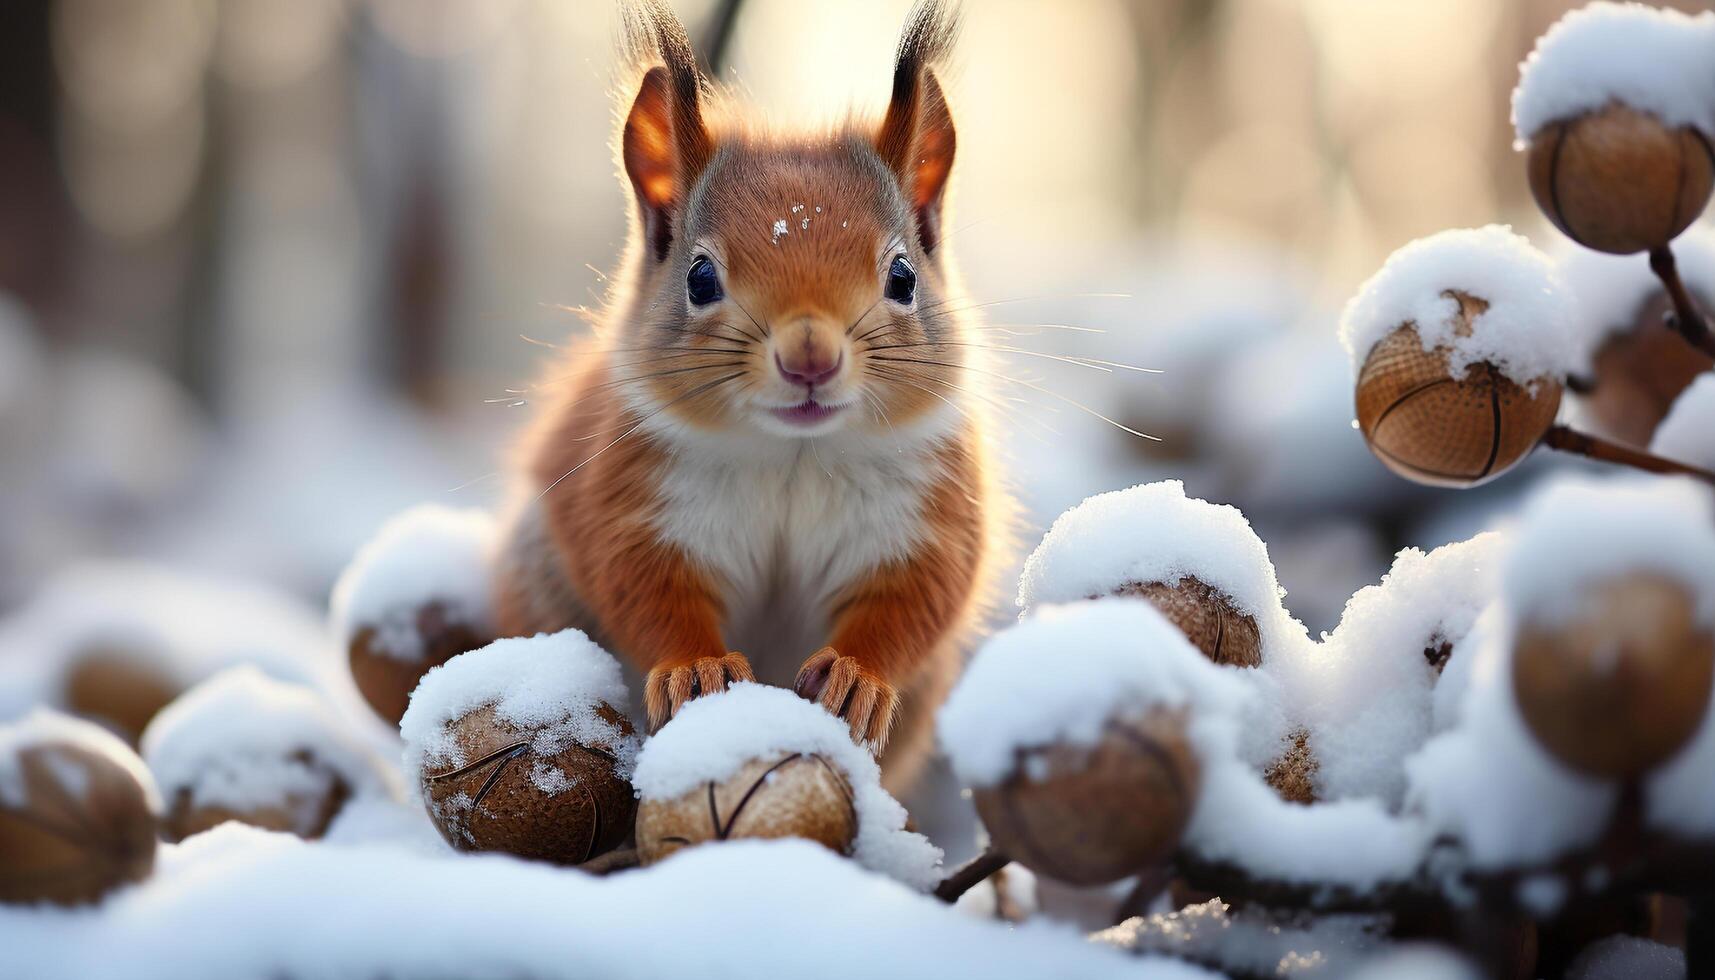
top-left (885, 254), bottom-right (916, 305)
top-left (687, 255), bottom-right (723, 306)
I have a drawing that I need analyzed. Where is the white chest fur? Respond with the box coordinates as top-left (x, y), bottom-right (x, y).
top-left (649, 433), bottom-right (942, 682)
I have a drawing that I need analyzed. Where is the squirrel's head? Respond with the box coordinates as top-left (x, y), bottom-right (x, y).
top-left (609, 1), bottom-right (968, 441)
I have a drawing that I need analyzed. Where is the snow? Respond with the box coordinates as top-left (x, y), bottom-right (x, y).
top-left (634, 683), bottom-right (942, 889)
top-left (1502, 474), bottom-right (1715, 629)
top-left (329, 504), bottom-right (497, 662)
top-left (1405, 605), bottom-right (1617, 870)
top-left (1567, 935), bottom-right (1686, 980)
top-left (1652, 373), bottom-right (1715, 470)
top-left (0, 708), bottom-right (161, 814)
top-left (1307, 533), bottom-right (1505, 806)
top-left (399, 630), bottom-right (639, 787)
top-left (1346, 947), bottom-right (1481, 980)
top-left (0, 826), bottom-right (1222, 980)
top-left (0, 561), bottom-right (340, 722)
top-left (1092, 899), bottom-right (1388, 977)
top-left (1017, 480), bottom-right (1308, 660)
top-left (1339, 226), bottom-right (1576, 386)
top-left (1511, 1), bottom-right (1715, 145)
top-left (1556, 228), bottom-right (1715, 369)
top-left (140, 667), bottom-right (395, 818)
top-left (940, 600), bottom-right (1430, 891)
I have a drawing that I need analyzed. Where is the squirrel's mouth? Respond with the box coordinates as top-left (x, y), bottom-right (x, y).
top-left (768, 399), bottom-right (844, 427)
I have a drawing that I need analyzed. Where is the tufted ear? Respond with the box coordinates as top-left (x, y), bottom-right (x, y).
top-left (621, 5), bottom-right (713, 262)
top-left (876, 3), bottom-right (959, 254)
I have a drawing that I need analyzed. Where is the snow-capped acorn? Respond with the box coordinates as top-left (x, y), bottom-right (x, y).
top-left (142, 667), bottom-right (391, 842)
top-left (332, 506), bottom-right (498, 725)
top-left (400, 632), bottom-right (642, 866)
top-left (635, 751), bottom-right (857, 865)
top-left (421, 703), bottom-right (637, 864)
top-left (972, 708), bottom-right (1199, 886)
top-left (0, 711), bottom-right (159, 905)
top-left (1110, 579), bottom-right (1261, 667)
top-left (1513, 575), bottom-right (1714, 779)
top-left (1526, 104), bottom-right (1713, 256)
top-left (1355, 293), bottom-right (1562, 488)
top-left (60, 645), bottom-right (182, 745)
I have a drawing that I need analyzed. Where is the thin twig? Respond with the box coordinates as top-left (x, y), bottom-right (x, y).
top-left (934, 845), bottom-right (1011, 903)
top-left (1649, 244), bottom-right (1715, 358)
top-left (1542, 425), bottom-right (1715, 485)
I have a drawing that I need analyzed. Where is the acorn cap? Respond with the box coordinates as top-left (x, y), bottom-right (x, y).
top-left (1527, 103), bottom-right (1714, 255)
top-left (635, 751), bottom-right (857, 866)
top-left (1513, 575), bottom-right (1715, 779)
top-left (0, 741), bottom-right (157, 905)
top-left (421, 702), bottom-right (636, 865)
top-left (61, 646), bottom-right (182, 745)
top-left (1110, 578), bottom-right (1262, 668)
top-left (349, 600), bottom-right (488, 725)
top-left (972, 708), bottom-right (1199, 886)
top-left (160, 749), bottom-right (352, 842)
top-left (1356, 295), bottom-right (1562, 488)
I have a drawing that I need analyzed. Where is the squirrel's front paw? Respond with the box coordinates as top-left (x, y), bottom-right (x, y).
top-left (645, 653), bottom-right (754, 731)
top-left (793, 647), bottom-right (898, 752)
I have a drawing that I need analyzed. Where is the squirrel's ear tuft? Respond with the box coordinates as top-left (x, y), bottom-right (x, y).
top-left (876, 1), bottom-right (960, 255)
top-left (621, 1), bottom-right (713, 262)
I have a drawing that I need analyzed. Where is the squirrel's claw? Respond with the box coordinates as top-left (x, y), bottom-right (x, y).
top-left (645, 652), bottom-right (754, 731)
top-left (794, 647), bottom-right (897, 752)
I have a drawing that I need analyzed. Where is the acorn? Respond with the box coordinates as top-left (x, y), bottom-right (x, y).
top-left (1513, 575), bottom-right (1714, 779)
top-left (348, 600), bottom-right (488, 725)
top-left (1262, 727), bottom-right (1318, 805)
top-left (60, 645), bottom-right (182, 745)
top-left (635, 752), bottom-right (857, 866)
top-left (972, 708), bottom-right (1199, 886)
top-left (1109, 578), bottom-right (1262, 668)
top-left (1579, 292), bottom-right (1713, 447)
top-left (421, 703), bottom-right (637, 865)
top-left (160, 751), bottom-right (353, 843)
top-left (0, 713), bottom-right (158, 905)
top-left (1527, 103), bottom-right (1714, 255)
top-left (1355, 293), bottom-right (1562, 488)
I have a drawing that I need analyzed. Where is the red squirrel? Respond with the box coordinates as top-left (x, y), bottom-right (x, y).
top-left (493, 0), bottom-right (1009, 790)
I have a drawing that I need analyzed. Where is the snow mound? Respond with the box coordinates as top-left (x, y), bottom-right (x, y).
top-left (634, 683), bottom-right (942, 889)
top-left (141, 667), bottom-right (394, 818)
top-left (330, 505), bottom-right (497, 662)
top-left (1512, 1), bottom-right (1715, 145)
top-left (1018, 480), bottom-right (1307, 659)
top-left (939, 599), bottom-right (1251, 788)
top-left (1309, 533), bottom-right (1505, 806)
top-left (1556, 228), bottom-right (1715, 368)
top-left (0, 561), bottom-right (338, 721)
top-left (0, 827), bottom-right (1216, 980)
top-left (941, 600), bottom-right (1429, 891)
top-left (1502, 474), bottom-right (1715, 629)
top-left (0, 708), bottom-right (160, 813)
top-left (1339, 226), bottom-right (1575, 386)
top-left (400, 630), bottom-right (638, 787)
top-left (1652, 373), bottom-right (1715, 470)
top-left (1567, 935), bottom-right (1686, 980)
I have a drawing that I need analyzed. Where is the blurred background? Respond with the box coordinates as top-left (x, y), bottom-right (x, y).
top-left (1, 0), bottom-right (1710, 658)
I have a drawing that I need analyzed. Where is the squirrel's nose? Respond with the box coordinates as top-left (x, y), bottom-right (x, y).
top-left (775, 349), bottom-right (843, 389)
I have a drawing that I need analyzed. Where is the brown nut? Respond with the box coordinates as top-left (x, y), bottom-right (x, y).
top-left (1109, 578), bottom-right (1262, 668)
top-left (973, 708), bottom-right (1199, 886)
top-left (422, 703), bottom-right (637, 865)
top-left (1513, 575), bottom-right (1714, 779)
top-left (635, 752), bottom-right (857, 866)
top-left (1527, 103), bottom-right (1714, 255)
top-left (161, 750), bottom-right (352, 843)
top-left (0, 731), bottom-right (157, 905)
top-left (349, 601), bottom-right (488, 725)
top-left (61, 646), bottom-right (182, 745)
top-left (1356, 300), bottom-right (1562, 488)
